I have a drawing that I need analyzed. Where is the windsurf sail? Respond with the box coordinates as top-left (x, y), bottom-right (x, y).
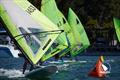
top-left (113, 18), bottom-right (120, 42)
top-left (88, 56), bottom-right (109, 78)
top-left (0, 0), bottom-right (61, 64)
top-left (68, 8), bottom-right (90, 56)
top-left (41, 0), bottom-right (76, 61)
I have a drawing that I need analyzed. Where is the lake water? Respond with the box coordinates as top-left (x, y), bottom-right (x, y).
top-left (0, 50), bottom-right (120, 80)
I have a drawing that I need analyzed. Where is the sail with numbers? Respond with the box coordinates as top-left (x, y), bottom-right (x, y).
top-left (41, 0), bottom-right (78, 60)
top-left (0, 0), bottom-right (61, 64)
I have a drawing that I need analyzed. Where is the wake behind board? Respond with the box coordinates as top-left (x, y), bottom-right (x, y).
top-left (25, 66), bottom-right (58, 79)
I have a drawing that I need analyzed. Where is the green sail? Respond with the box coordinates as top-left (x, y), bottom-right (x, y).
top-left (68, 8), bottom-right (90, 56)
top-left (113, 18), bottom-right (120, 42)
top-left (41, 0), bottom-right (76, 61)
top-left (0, 0), bottom-right (60, 64)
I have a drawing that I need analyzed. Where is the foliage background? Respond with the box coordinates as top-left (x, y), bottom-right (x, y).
top-left (28, 0), bottom-right (120, 45)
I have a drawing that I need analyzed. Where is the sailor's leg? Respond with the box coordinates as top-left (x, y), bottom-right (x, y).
top-left (29, 64), bottom-right (34, 71)
top-left (22, 60), bottom-right (28, 74)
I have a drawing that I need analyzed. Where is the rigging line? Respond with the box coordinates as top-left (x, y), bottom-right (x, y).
top-left (14, 29), bottom-right (64, 38)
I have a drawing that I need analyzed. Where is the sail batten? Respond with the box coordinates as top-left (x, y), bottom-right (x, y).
top-left (0, 0), bottom-right (60, 64)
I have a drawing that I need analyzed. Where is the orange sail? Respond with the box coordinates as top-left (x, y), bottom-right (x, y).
top-left (88, 56), bottom-right (107, 78)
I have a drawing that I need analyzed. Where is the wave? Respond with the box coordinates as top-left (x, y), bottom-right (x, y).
top-left (0, 68), bottom-right (25, 78)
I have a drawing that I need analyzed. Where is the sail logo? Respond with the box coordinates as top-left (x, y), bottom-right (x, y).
top-left (26, 5), bottom-right (36, 15)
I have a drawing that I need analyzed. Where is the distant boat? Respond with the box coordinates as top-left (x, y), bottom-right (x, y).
top-left (88, 56), bottom-right (110, 78)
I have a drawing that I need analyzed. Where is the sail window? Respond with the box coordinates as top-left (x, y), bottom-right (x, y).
top-left (28, 28), bottom-right (47, 40)
top-left (19, 27), bottom-right (40, 54)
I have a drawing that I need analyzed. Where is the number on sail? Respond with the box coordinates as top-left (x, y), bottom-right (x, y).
top-left (26, 5), bottom-right (36, 15)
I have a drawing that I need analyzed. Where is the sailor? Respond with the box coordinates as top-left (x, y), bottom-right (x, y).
top-left (18, 53), bottom-right (34, 74)
top-left (54, 53), bottom-right (59, 60)
top-left (23, 58), bottom-right (29, 74)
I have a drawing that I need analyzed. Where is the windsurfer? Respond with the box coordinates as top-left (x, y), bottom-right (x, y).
top-left (22, 58), bottom-right (29, 74)
top-left (18, 53), bottom-right (34, 74)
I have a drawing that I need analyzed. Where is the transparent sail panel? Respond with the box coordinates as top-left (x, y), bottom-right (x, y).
top-left (19, 27), bottom-right (40, 54)
top-left (28, 28), bottom-right (47, 41)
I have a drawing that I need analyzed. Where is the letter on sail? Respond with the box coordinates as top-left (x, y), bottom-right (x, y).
top-left (0, 0), bottom-right (60, 64)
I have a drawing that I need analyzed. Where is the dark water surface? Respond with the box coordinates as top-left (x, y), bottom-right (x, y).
top-left (0, 51), bottom-right (120, 80)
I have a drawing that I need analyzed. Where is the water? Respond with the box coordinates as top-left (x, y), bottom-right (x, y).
top-left (0, 51), bottom-right (120, 80)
